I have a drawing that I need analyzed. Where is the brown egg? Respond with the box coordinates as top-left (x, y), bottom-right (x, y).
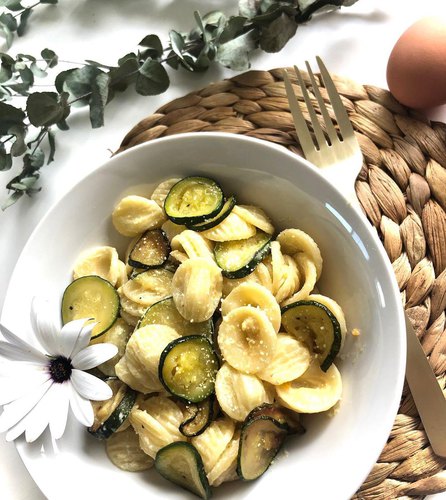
top-left (386, 17), bottom-right (446, 109)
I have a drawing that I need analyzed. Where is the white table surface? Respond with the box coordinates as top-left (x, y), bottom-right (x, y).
top-left (1, 1), bottom-right (446, 499)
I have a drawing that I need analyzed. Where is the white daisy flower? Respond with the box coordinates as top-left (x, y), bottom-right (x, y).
top-left (0, 298), bottom-right (118, 443)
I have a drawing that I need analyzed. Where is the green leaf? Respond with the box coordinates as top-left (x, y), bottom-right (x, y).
top-left (139, 34), bottom-right (163, 58)
top-left (89, 72), bottom-right (109, 128)
top-left (1, 0), bottom-right (23, 12)
top-left (0, 23), bottom-right (13, 49)
top-left (218, 16), bottom-right (247, 44)
top-left (40, 0), bottom-right (58, 3)
top-left (109, 57), bottom-right (139, 92)
top-left (9, 124), bottom-right (26, 156)
top-left (19, 66), bottom-right (34, 86)
top-left (30, 61), bottom-right (47, 78)
top-left (26, 92), bottom-right (70, 127)
top-left (216, 30), bottom-right (257, 71)
top-left (61, 66), bottom-right (106, 106)
top-left (259, 12), bottom-right (297, 52)
top-left (0, 62), bottom-right (12, 83)
top-left (41, 48), bottom-right (58, 68)
top-left (0, 145), bottom-right (12, 171)
top-left (17, 8), bottom-right (32, 37)
top-left (0, 13), bottom-right (17, 31)
top-left (169, 30), bottom-right (193, 71)
top-left (47, 129), bottom-right (55, 163)
top-left (0, 101), bottom-right (25, 134)
top-left (238, 0), bottom-right (258, 18)
top-left (27, 149), bottom-right (44, 169)
top-left (136, 60), bottom-right (169, 96)
top-left (2, 191), bottom-right (23, 211)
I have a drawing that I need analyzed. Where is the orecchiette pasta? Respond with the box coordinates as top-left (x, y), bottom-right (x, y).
top-left (161, 219), bottom-right (187, 242)
top-left (221, 262), bottom-right (272, 297)
top-left (171, 229), bottom-right (215, 261)
top-left (130, 396), bottom-right (186, 458)
top-left (151, 178), bottom-right (182, 208)
top-left (106, 426), bottom-right (154, 472)
top-left (172, 257), bottom-right (222, 322)
top-left (221, 282), bottom-right (281, 332)
top-left (191, 417), bottom-right (235, 473)
top-left (112, 195), bottom-right (166, 237)
top-left (280, 253), bottom-right (318, 307)
top-left (308, 293), bottom-right (348, 347)
top-left (257, 334), bottom-right (312, 386)
top-left (232, 205), bottom-right (274, 234)
top-left (206, 433), bottom-right (240, 487)
top-left (73, 246), bottom-right (121, 285)
top-left (115, 356), bottom-right (155, 394)
top-left (118, 268), bottom-right (173, 307)
top-left (218, 305), bottom-right (277, 374)
top-left (200, 212), bottom-right (256, 242)
top-left (215, 362), bottom-right (274, 422)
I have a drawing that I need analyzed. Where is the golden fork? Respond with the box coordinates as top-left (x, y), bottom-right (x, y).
top-left (283, 57), bottom-right (446, 458)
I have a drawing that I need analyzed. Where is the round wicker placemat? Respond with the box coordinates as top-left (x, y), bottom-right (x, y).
top-left (116, 67), bottom-right (446, 499)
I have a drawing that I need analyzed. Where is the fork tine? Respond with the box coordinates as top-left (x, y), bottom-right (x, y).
top-left (316, 56), bottom-right (355, 140)
top-left (283, 70), bottom-right (314, 157)
top-left (293, 65), bottom-right (327, 152)
top-left (305, 61), bottom-right (338, 146)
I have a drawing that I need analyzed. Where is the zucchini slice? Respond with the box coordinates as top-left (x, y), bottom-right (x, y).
top-left (246, 403), bottom-right (305, 435)
top-left (187, 195), bottom-right (236, 232)
top-left (88, 379), bottom-right (137, 439)
top-left (159, 335), bottom-right (219, 403)
top-left (237, 415), bottom-right (288, 481)
top-left (164, 176), bottom-right (224, 225)
top-left (214, 231), bottom-right (272, 279)
top-left (155, 442), bottom-right (211, 499)
top-left (128, 229), bottom-right (170, 269)
top-left (61, 275), bottom-right (120, 339)
top-left (281, 300), bottom-right (342, 371)
top-left (138, 296), bottom-right (213, 338)
top-left (180, 397), bottom-right (216, 438)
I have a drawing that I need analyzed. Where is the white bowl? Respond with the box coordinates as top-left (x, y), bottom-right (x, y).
top-left (1, 132), bottom-right (406, 500)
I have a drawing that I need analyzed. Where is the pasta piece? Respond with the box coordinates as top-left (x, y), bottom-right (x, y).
top-left (115, 356), bottom-right (155, 394)
top-left (106, 426), bottom-right (154, 472)
top-left (207, 432), bottom-right (240, 487)
top-left (169, 250), bottom-right (189, 264)
top-left (117, 291), bottom-right (148, 319)
top-left (221, 282), bottom-right (281, 332)
top-left (191, 417), bottom-right (235, 473)
top-left (276, 361), bottom-right (342, 413)
top-left (161, 219), bottom-right (187, 242)
top-left (119, 309), bottom-right (140, 327)
top-left (232, 205), bottom-right (274, 234)
top-left (270, 241), bottom-right (287, 296)
top-left (277, 228), bottom-right (323, 279)
top-left (92, 318), bottom-right (132, 377)
top-left (200, 212), bottom-right (256, 242)
top-left (151, 178), bottom-right (182, 208)
top-left (130, 396), bottom-right (186, 458)
top-left (73, 246), bottom-right (121, 285)
top-left (215, 362), bottom-right (273, 421)
top-left (218, 306), bottom-right (277, 374)
top-left (124, 324), bottom-right (180, 393)
top-left (257, 334), bottom-right (312, 386)
top-left (115, 260), bottom-right (129, 288)
top-left (221, 262), bottom-right (272, 297)
top-left (274, 255), bottom-right (300, 304)
top-left (171, 230), bottom-right (215, 261)
top-left (112, 195), bottom-right (166, 237)
top-left (172, 257), bottom-right (222, 322)
top-left (119, 268), bottom-right (173, 307)
top-left (280, 253), bottom-right (318, 307)
top-left (308, 293), bottom-right (347, 347)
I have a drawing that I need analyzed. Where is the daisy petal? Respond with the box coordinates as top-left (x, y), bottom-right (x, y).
top-left (71, 343), bottom-right (118, 370)
top-left (5, 386), bottom-right (53, 443)
top-left (31, 298), bottom-right (60, 356)
top-left (0, 341), bottom-right (47, 364)
top-left (0, 367), bottom-right (51, 405)
top-left (48, 382), bottom-right (70, 440)
top-left (70, 369), bottom-right (113, 401)
top-left (0, 378), bottom-right (53, 432)
top-left (0, 324), bottom-right (46, 359)
top-left (68, 384), bottom-right (94, 427)
top-left (58, 318), bottom-right (93, 358)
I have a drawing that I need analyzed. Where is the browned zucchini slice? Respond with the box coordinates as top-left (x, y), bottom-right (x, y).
top-left (179, 397), bottom-right (216, 438)
top-left (128, 229), bottom-right (170, 269)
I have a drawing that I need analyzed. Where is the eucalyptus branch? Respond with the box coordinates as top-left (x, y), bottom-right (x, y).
top-left (0, 0), bottom-right (359, 209)
top-left (0, 0), bottom-right (58, 48)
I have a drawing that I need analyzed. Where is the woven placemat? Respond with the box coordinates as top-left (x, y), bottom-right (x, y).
top-left (116, 67), bottom-right (446, 499)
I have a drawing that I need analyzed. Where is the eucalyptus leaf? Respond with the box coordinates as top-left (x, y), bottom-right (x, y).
top-left (40, 0), bottom-right (58, 3)
top-left (259, 12), bottom-right (297, 52)
top-left (2, 0), bottom-right (22, 12)
top-left (0, 101), bottom-right (25, 134)
top-left (216, 30), bottom-right (257, 71)
top-left (0, 13), bottom-right (17, 31)
top-left (26, 92), bottom-right (70, 127)
top-left (9, 124), bottom-right (26, 156)
top-left (109, 58), bottom-right (139, 92)
top-left (88, 72), bottom-right (109, 128)
top-left (2, 191), bottom-right (23, 210)
top-left (0, 23), bottom-right (13, 49)
top-left (17, 8), bottom-right (32, 37)
top-left (41, 48), bottom-right (58, 68)
top-left (169, 30), bottom-right (193, 71)
top-left (0, 62), bottom-right (12, 84)
top-left (218, 16), bottom-right (247, 44)
top-left (47, 129), bottom-right (55, 163)
top-left (238, 0), bottom-right (258, 18)
top-left (139, 34), bottom-right (163, 58)
top-left (0, 146), bottom-right (12, 171)
top-left (136, 59), bottom-right (169, 96)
